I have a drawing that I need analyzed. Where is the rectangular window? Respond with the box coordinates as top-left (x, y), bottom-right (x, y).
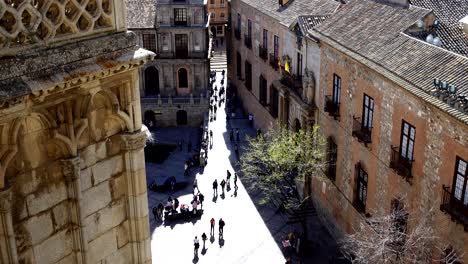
top-left (174, 8), bottom-right (187, 25)
top-left (270, 87), bottom-right (279, 118)
top-left (211, 13), bottom-right (215, 19)
top-left (236, 52), bottom-right (241, 78)
top-left (220, 13), bottom-right (225, 18)
top-left (263, 29), bottom-right (268, 49)
top-left (274, 35), bottom-right (279, 58)
top-left (259, 75), bottom-right (267, 105)
top-left (327, 138), bottom-right (337, 181)
top-left (355, 164), bottom-right (368, 212)
top-left (332, 74), bottom-right (341, 104)
top-left (220, 0), bottom-right (225, 7)
top-left (453, 157), bottom-right (468, 205)
top-left (400, 121), bottom-right (415, 160)
top-left (210, 0), bottom-right (215, 4)
top-left (247, 19), bottom-right (252, 38)
top-left (245, 60), bottom-right (252, 90)
top-left (175, 34), bottom-right (188, 58)
top-left (362, 94), bottom-right (374, 129)
top-left (297, 52), bottom-right (302, 77)
top-left (142, 34), bottom-right (156, 52)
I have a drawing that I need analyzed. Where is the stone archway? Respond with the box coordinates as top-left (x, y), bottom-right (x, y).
top-left (176, 110), bottom-right (187, 126)
top-left (144, 66), bottom-right (160, 96)
top-left (294, 118), bottom-right (301, 132)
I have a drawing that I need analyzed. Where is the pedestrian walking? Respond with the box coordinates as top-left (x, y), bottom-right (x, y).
top-left (248, 113), bottom-right (253, 127)
top-left (227, 170), bottom-right (231, 183)
top-left (210, 130), bottom-right (213, 141)
top-left (214, 104), bottom-right (217, 114)
top-left (219, 218), bottom-right (225, 236)
top-left (235, 128), bottom-right (240, 142)
top-left (229, 129), bottom-right (234, 142)
top-left (193, 178), bottom-right (198, 193)
top-left (184, 161), bottom-right (189, 177)
top-left (192, 199), bottom-right (198, 214)
top-left (213, 179), bottom-right (218, 196)
top-left (152, 206), bottom-right (158, 221)
top-left (198, 192), bottom-right (205, 209)
top-left (220, 179), bottom-right (226, 194)
top-left (234, 143), bottom-right (239, 160)
top-left (194, 236), bottom-right (200, 256)
top-left (210, 218), bottom-right (215, 235)
top-left (201, 232), bottom-right (207, 248)
top-left (257, 128), bottom-right (262, 138)
top-left (234, 172), bottom-right (238, 188)
top-left (178, 141), bottom-right (183, 151)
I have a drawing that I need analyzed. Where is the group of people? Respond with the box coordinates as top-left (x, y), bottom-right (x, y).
top-left (209, 70), bottom-right (226, 123)
top-left (193, 217), bottom-right (226, 257)
top-left (212, 169), bottom-right (238, 197)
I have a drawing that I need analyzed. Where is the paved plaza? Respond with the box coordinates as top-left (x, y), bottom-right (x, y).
top-left (146, 48), bottom-right (343, 264)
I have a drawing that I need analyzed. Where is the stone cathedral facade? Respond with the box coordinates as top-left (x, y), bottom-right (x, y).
top-left (0, 0), bottom-right (154, 263)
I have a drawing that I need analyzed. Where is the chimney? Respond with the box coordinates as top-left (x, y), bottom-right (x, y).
top-left (460, 15), bottom-right (468, 39)
top-left (377, 0), bottom-right (409, 8)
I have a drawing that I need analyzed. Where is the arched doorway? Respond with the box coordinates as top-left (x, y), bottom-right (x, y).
top-left (294, 118), bottom-right (301, 132)
top-left (144, 111), bottom-right (156, 129)
top-left (176, 110), bottom-right (188, 126)
top-left (144, 67), bottom-right (159, 96)
top-left (178, 68), bottom-right (188, 89)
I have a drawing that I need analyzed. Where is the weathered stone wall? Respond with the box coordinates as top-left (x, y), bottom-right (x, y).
top-left (141, 99), bottom-right (209, 127)
top-left (314, 42), bottom-right (468, 261)
top-left (0, 66), bottom-right (152, 263)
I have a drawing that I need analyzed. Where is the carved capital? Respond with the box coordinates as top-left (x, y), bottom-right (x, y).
top-left (119, 131), bottom-right (147, 151)
top-left (61, 157), bottom-right (81, 183)
top-left (0, 187), bottom-right (13, 213)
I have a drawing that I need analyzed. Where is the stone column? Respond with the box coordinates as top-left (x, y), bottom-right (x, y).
top-left (0, 187), bottom-right (18, 264)
top-left (62, 157), bottom-right (88, 264)
top-left (120, 131), bottom-right (151, 264)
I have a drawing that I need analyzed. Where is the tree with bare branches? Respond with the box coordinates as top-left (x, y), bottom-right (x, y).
top-left (340, 201), bottom-right (463, 264)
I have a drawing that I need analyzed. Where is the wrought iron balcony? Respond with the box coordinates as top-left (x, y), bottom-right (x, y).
top-left (324, 96), bottom-right (340, 118)
top-left (440, 185), bottom-right (468, 231)
top-left (389, 146), bottom-right (414, 179)
top-left (234, 28), bottom-right (241, 40)
top-left (244, 34), bottom-right (252, 49)
top-left (269, 53), bottom-right (280, 70)
top-left (259, 45), bottom-right (268, 60)
top-left (352, 117), bottom-right (372, 145)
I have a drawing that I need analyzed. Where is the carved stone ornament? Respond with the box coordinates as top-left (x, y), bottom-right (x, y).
top-left (0, 187), bottom-right (13, 213)
top-left (61, 157), bottom-right (81, 183)
top-left (120, 131), bottom-right (147, 151)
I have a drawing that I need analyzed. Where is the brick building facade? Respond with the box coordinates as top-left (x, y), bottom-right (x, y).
top-left (228, 0), bottom-right (338, 132)
top-left (309, 0), bottom-right (468, 260)
top-left (207, 0), bottom-right (229, 38)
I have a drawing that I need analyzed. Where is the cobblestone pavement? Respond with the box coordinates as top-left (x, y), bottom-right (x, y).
top-left (146, 47), bottom-right (344, 264)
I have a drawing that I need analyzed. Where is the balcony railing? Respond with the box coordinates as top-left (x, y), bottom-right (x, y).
top-left (440, 185), bottom-right (468, 231)
top-left (389, 146), bottom-right (414, 180)
top-left (259, 45), bottom-right (268, 60)
top-left (244, 34), bottom-right (252, 48)
top-left (269, 53), bottom-right (279, 70)
top-left (234, 28), bottom-right (241, 40)
top-left (352, 117), bottom-right (372, 145)
top-left (324, 96), bottom-right (340, 118)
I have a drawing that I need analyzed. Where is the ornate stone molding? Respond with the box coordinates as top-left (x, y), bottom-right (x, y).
top-left (119, 131), bottom-right (147, 151)
top-left (0, 187), bottom-right (12, 213)
top-left (61, 157), bottom-right (81, 183)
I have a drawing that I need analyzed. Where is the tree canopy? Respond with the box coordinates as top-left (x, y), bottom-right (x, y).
top-left (238, 125), bottom-right (328, 210)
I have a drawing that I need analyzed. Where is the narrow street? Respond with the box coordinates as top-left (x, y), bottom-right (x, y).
top-left (148, 47), bottom-right (286, 263)
top-left (146, 44), bottom-right (343, 263)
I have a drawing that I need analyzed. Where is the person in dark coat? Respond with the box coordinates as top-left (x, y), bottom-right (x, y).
top-left (198, 192), bottom-right (205, 209)
top-left (220, 179), bottom-right (226, 195)
top-left (213, 179), bottom-right (218, 196)
top-left (219, 218), bottom-right (225, 236)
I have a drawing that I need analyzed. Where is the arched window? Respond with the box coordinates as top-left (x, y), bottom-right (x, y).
top-left (178, 68), bottom-right (188, 88)
top-left (144, 67), bottom-right (159, 96)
